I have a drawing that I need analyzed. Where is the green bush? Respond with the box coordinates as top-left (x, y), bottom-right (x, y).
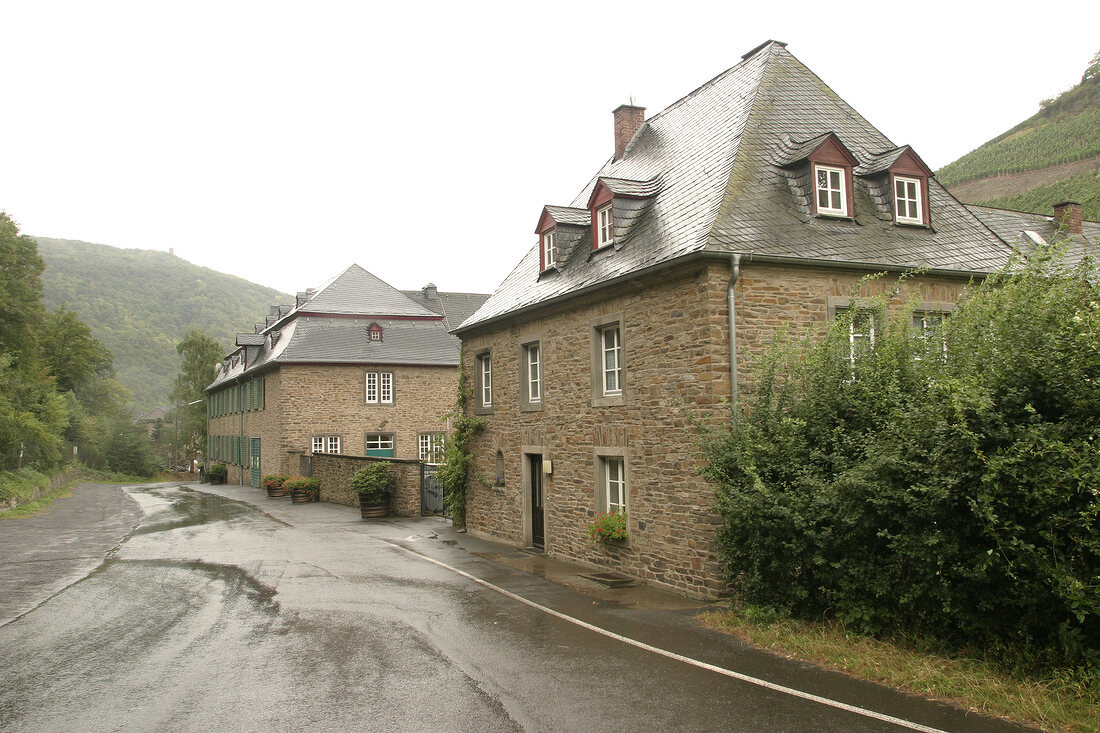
top-left (349, 463), bottom-right (394, 503)
top-left (700, 250), bottom-right (1100, 675)
top-left (262, 474), bottom-right (289, 491)
top-left (0, 468), bottom-right (51, 507)
top-left (207, 463), bottom-right (227, 479)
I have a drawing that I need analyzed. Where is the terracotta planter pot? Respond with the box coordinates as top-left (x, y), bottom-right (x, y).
top-left (359, 497), bottom-right (388, 518)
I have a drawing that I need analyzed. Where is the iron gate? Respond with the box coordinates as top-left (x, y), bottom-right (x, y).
top-left (421, 463), bottom-right (446, 516)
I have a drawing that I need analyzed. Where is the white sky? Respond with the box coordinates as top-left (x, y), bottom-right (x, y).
top-left (2, 1), bottom-right (1097, 297)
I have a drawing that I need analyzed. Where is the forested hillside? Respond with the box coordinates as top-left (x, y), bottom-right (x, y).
top-left (36, 238), bottom-right (290, 414)
top-left (939, 50), bottom-right (1100, 220)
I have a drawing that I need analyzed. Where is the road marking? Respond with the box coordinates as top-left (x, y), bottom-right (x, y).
top-left (389, 541), bottom-right (952, 733)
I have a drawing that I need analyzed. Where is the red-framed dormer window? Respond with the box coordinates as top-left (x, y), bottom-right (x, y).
top-left (597, 206), bottom-right (614, 247)
top-left (885, 148), bottom-right (933, 227)
top-left (543, 229), bottom-right (556, 268)
top-left (807, 134), bottom-right (857, 219)
top-left (368, 323), bottom-right (383, 341)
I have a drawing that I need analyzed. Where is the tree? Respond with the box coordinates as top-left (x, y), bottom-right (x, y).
top-left (171, 330), bottom-right (223, 464)
top-left (0, 212), bottom-right (45, 356)
top-left (39, 306), bottom-right (114, 394)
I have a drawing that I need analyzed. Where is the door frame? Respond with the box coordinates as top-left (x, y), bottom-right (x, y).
top-left (521, 445), bottom-right (548, 550)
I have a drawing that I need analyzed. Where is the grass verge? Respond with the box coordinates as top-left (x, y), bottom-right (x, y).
top-left (699, 609), bottom-right (1099, 733)
top-left (0, 467), bottom-right (157, 519)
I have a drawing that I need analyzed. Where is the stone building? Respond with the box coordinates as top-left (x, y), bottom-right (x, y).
top-left (206, 264), bottom-right (487, 486)
top-left (452, 40), bottom-right (1049, 599)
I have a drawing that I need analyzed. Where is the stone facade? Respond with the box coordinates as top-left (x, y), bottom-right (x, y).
top-left (461, 258), bottom-right (972, 599)
top-left (208, 363), bottom-right (455, 487)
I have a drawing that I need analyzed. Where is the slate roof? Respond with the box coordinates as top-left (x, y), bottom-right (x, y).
top-left (206, 265), bottom-right (487, 391)
top-left (401, 288), bottom-right (491, 331)
top-left (457, 42), bottom-right (1016, 333)
top-left (966, 204), bottom-right (1099, 264)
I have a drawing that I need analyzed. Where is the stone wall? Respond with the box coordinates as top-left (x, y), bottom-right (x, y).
top-left (460, 258), bottom-right (973, 599)
top-left (311, 453), bottom-right (422, 516)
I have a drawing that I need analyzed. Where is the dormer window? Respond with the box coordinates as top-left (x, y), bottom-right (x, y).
top-left (597, 205), bottom-right (614, 247)
top-left (893, 176), bottom-right (923, 225)
top-left (815, 164), bottom-right (848, 217)
top-left (543, 230), bottom-right (556, 269)
top-left (368, 323), bottom-right (383, 341)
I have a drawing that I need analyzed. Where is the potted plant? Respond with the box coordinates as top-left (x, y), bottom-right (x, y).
top-left (286, 476), bottom-right (320, 504)
top-left (263, 474), bottom-right (289, 498)
top-left (208, 463), bottom-right (228, 485)
top-left (350, 462), bottom-right (395, 518)
top-left (586, 511), bottom-right (628, 543)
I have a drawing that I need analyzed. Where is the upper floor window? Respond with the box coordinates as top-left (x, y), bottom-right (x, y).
top-left (601, 326), bottom-right (622, 396)
top-left (365, 371), bottom-right (394, 404)
top-left (368, 324), bottom-right (383, 341)
top-left (542, 230), bottom-right (556, 269)
top-left (526, 342), bottom-right (541, 403)
top-left (894, 176), bottom-right (922, 224)
top-left (815, 164), bottom-right (847, 217)
top-left (312, 435), bottom-right (341, 454)
top-left (597, 205), bottom-right (614, 247)
top-left (475, 352), bottom-right (493, 412)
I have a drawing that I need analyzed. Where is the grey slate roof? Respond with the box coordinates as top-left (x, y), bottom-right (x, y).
top-left (543, 206), bottom-right (591, 227)
top-left (206, 265), bottom-right (487, 391)
top-left (401, 288), bottom-right (491, 331)
top-left (966, 204), bottom-right (1099, 264)
top-left (457, 42), bottom-right (1016, 333)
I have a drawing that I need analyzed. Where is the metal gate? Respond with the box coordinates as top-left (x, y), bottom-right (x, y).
top-left (421, 463), bottom-right (446, 516)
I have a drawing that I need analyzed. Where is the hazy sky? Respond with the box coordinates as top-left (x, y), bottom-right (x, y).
top-left (2, 1), bottom-right (1097, 298)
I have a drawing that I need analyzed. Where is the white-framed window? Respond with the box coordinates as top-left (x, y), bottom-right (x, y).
top-left (527, 343), bottom-right (541, 403)
top-left (847, 308), bottom-right (876, 365)
top-left (815, 164), bottom-right (847, 216)
top-left (368, 325), bottom-right (383, 341)
top-left (601, 326), bottom-right (622, 396)
top-left (479, 353), bottom-right (492, 407)
top-left (419, 432), bottom-right (446, 464)
top-left (365, 433), bottom-right (394, 452)
top-left (597, 205), bottom-right (614, 247)
top-left (543, 230), bottom-right (556, 269)
top-left (365, 371), bottom-right (394, 404)
top-left (912, 311), bottom-right (948, 359)
top-left (894, 176), bottom-right (922, 224)
top-left (604, 456), bottom-right (626, 513)
top-left (312, 435), bottom-right (341, 454)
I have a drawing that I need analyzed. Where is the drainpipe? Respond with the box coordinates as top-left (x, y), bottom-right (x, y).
top-left (727, 253), bottom-right (742, 421)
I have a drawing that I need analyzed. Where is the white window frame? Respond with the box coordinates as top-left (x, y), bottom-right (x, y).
top-left (597, 205), bottom-right (614, 247)
top-left (604, 456), bottom-right (626, 513)
top-left (815, 164), bottom-right (848, 217)
top-left (601, 325), bottom-right (622, 396)
top-left (527, 343), bottom-right (541, 403)
top-left (419, 432), bottom-right (446, 464)
top-left (845, 308), bottom-right (876, 365)
top-left (479, 353), bottom-right (492, 407)
top-left (542, 230), bottom-right (556, 268)
top-left (312, 435), bottom-right (341, 454)
top-left (369, 326), bottom-right (382, 341)
top-left (365, 433), bottom-right (394, 452)
top-left (365, 371), bottom-right (394, 404)
top-left (893, 176), bottom-right (922, 224)
top-left (912, 310), bottom-right (948, 359)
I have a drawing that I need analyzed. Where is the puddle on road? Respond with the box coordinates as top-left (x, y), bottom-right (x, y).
top-left (127, 486), bottom-right (281, 536)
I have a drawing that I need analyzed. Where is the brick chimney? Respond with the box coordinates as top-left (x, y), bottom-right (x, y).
top-left (1053, 201), bottom-right (1083, 235)
top-left (613, 104), bottom-right (645, 161)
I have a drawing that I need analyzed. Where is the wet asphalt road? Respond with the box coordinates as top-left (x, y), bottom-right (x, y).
top-left (0, 483), bottom-right (1038, 733)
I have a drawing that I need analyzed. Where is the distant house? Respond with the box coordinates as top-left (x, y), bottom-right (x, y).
top-left (452, 41), bottom-right (1097, 599)
top-left (205, 264), bottom-right (487, 486)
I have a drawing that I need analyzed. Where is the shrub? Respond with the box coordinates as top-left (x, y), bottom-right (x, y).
top-left (207, 463), bottom-right (227, 479)
top-left (350, 462), bottom-right (395, 503)
top-left (700, 250), bottom-right (1100, 675)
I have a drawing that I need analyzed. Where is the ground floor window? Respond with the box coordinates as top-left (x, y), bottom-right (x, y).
top-left (365, 433), bottom-right (395, 457)
top-left (312, 435), bottom-right (341, 454)
top-left (596, 454), bottom-right (627, 514)
top-left (419, 432), bottom-right (446, 464)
